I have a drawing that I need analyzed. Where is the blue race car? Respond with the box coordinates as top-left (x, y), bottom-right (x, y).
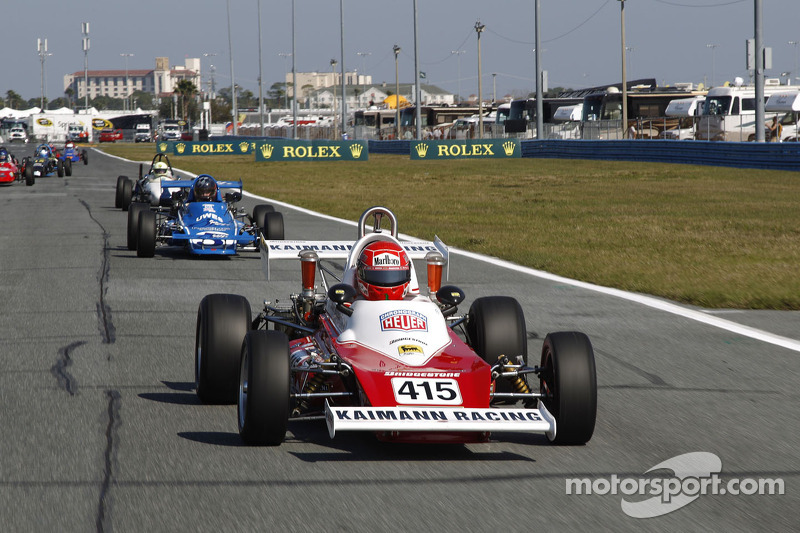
top-left (58, 142), bottom-right (88, 166)
top-left (128, 174), bottom-right (284, 257)
top-left (21, 144), bottom-right (69, 179)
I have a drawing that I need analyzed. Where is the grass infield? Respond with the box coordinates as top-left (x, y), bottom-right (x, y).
top-left (99, 144), bottom-right (800, 310)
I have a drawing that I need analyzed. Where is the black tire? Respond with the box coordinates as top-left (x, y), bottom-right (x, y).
top-left (262, 211), bottom-right (285, 240)
top-left (65, 159), bottom-right (72, 177)
top-left (57, 159), bottom-right (64, 178)
top-left (25, 166), bottom-right (34, 186)
top-left (121, 178), bottom-right (132, 211)
top-left (252, 204), bottom-right (275, 231)
top-left (466, 296), bottom-right (527, 403)
top-left (195, 294), bottom-right (252, 404)
top-left (238, 330), bottom-right (290, 445)
top-left (127, 202), bottom-right (147, 250)
top-left (136, 209), bottom-right (157, 258)
top-left (539, 331), bottom-right (597, 445)
top-left (115, 176), bottom-right (128, 208)
top-left (82, 150), bottom-right (88, 164)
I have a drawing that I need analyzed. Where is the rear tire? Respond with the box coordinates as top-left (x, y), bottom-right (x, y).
top-left (263, 211), bottom-right (285, 240)
top-left (65, 159), bottom-right (72, 176)
top-left (25, 166), bottom-right (34, 186)
top-left (121, 178), bottom-right (132, 211)
top-left (466, 296), bottom-right (527, 403)
top-left (136, 209), bottom-right (156, 258)
top-left (127, 202), bottom-right (147, 250)
top-left (238, 330), bottom-right (290, 445)
top-left (195, 294), bottom-right (252, 404)
top-left (540, 331), bottom-right (597, 445)
top-left (57, 159), bottom-right (64, 178)
top-left (252, 204), bottom-right (275, 231)
top-left (82, 150), bottom-right (88, 164)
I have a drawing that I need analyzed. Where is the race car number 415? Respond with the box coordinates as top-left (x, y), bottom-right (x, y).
top-left (391, 378), bottom-right (463, 405)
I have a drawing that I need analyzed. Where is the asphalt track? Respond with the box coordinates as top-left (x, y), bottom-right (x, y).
top-left (0, 148), bottom-right (797, 532)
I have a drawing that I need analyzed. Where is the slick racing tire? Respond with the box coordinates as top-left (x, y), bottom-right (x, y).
top-left (539, 331), bottom-right (597, 445)
top-left (466, 296), bottom-right (528, 403)
top-left (238, 330), bottom-right (290, 446)
top-left (57, 159), bottom-right (64, 178)
top-left (262, 211), bottom-right (285, 240)
top-left (115, 176), bottom-right (128, 208)
top-left (121, 178), bottom-right (132, 211)
top-left (136, 209), bottom-right (157, 258)
top-left (252, 204), bottom-right (275, 232)
top-left (25, 166), bottom-right (34, 186)
top-left (64, 159), bottom-right (72, 177)
top-left (127, 202), bottom-right (147, 250)
top-left (82, 150), bottom-right (88, 165)
top-left (195, 294), bottom-right (252, 404)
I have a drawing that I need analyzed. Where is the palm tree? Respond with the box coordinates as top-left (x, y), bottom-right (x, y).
top-left (174, 80), bottom-right (198, 122)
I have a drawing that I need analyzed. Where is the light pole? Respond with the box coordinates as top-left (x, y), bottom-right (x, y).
top-left (394, 45), bottom-right (401, 139)
top-left (226, 0), bottom-right (238, 135)
top-left (339, 0), bottom-right (347, 138)
top-left (331, 59), bottom-right (338, 139)
top-left (278, 52), bottom-right (291, 110)
top-left (257, 0), bottom-right (264, 136)
top-left (535, 0), bottom-right (543, 139)
top-left (474, 20), bottom-right (485, 139)
top-left (202, 53), bottom-right (217, 98)
top-left (789, 41), bottom-right (799, 84)
top-left (450, 50), bottom-right (465, 104)
top-left (81, 23), bottom-right (89, 110)
top-left (357, 51), bottom-right (371, 107)
top-left (492, 73), bottom-right (496, 104)
top-left (291, 0), bottom-right (297, 139)
top-left (618, 0), bottom-right (628, 138)
top-left (706, 44), bottom-right (719, 88)
top-left (37, 38), bottom-right (52, 110)
top-left (625, 46), bottom-right (634, 80)
top-left (120, 53), bottom-right (133, 111)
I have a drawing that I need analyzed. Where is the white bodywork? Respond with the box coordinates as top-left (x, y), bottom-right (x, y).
top-left (141, 175), bottom-right (182, 206)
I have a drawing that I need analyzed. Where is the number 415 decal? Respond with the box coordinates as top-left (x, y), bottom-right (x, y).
top-left (391, 378), bottom-right (463, 405)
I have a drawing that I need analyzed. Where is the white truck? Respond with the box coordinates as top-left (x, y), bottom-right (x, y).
top-left (134, 123), bottom-right (152, 143)
top-left (695, 79), bottom-right (795, 141)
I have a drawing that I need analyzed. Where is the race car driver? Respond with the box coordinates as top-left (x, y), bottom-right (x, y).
top-left (356, 241), bottom-right (411, 300)
top-left (152, 161), bottom-right (170, 178)
top-left (192, 176), bottom-right (218, 202)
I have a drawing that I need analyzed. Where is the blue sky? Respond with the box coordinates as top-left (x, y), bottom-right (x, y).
top-left (3, 0), bottom-right (799, 104)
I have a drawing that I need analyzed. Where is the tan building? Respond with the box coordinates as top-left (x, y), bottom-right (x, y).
top-left (64, 57), bottom-right (201, 100)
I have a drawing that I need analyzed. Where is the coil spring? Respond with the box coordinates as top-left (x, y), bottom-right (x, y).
top-left (292, 371), bottom-right (326, 416)
top-left (498, 354), bottom-right (531, 394)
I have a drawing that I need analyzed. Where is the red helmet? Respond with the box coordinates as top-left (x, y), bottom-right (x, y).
top-left (356, 241), bottom-right (411, 300)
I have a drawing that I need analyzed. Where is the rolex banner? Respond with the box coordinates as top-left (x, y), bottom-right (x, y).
top-left (156, 141), bottom-right (175, 154)
top-left (172, 140), bottom-right (256, 156)
top-left (255, 140), bottom-right (368, 162)
top-left (410, 139), bottom-right (520, 160)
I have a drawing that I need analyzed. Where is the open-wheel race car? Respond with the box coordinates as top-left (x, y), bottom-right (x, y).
top-left (20, 144), bottom-right (70, 179)
top-left (195, 206), bottom-right (597, 446)
top-left (128, 173), bottom-right (285, 257)
top-left (0, 147), bottom-right (33, 186)
top-left (58, 141), bottom-right (88, 166)
top-left (116, 153), bottom-right (182, 210)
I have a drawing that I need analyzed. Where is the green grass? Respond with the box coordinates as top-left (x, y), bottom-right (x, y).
top-left (99, 144), bottom-right (800, 310)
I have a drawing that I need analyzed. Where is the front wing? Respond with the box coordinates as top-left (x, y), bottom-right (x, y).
top-left (325, 400), bottom-right (556, 440)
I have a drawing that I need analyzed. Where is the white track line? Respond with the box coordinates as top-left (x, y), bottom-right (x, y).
top-left (103, 150), bottom-right (800, 353)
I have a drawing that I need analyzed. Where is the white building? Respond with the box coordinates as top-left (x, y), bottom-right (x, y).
top-left (64, 57), bottom-right (201, 100)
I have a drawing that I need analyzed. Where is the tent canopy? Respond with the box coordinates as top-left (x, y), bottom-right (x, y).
top-left (383, 94), bottom-right (410, 109)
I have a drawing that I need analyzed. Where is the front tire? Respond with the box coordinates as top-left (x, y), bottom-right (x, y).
top-left (252, 204), bottom-right (275, 232)
top-left (539, 331), bottom-right (597, 445)
top-left (466, 296), bottom-right (527, 403)
top-left (57, 159), bottom-right (64, 177)
top-left (195, 294), bottom-right (252, 404)
top-left (25, 166), bottom-right (34, 186)
top-left (65, 159), bottom-right (72, 176)
top-left (238, 330), bottom-right (290, 445)
top-left (121, 178), bottom-right (132, 211)
top-left (136, 209), bottom-right (156, 257)
top-left (262, 211), bottom-right (285, 240)
top-left (127, 202), bottom-right (147, 250)
top-left (115, 176), bottom-right (128, 208)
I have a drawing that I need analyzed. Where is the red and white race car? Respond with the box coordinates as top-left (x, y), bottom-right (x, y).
top-left (195, 207), bottom-right (597, 446)
top-left (0, 148), bottom-right (32, 186)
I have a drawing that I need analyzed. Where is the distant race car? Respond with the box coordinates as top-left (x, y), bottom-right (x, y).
top-left (115, 153), bottom-right (181, 210)
top-left (0, 147), bottom-right (32, 186)
top-left (58, 142), bottom-right (88, 166)
top-left (98, 129), bottom-right (123, 143)
top-left (194, 206), bottom-right (598, 446)
top-left (20, 144), bottom-right (70, 179)
top-left (127, 173), bottom-right (285, 257)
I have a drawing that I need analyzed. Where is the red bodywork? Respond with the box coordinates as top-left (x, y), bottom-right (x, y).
top-left (99, 129), bottom-right (123, 142)
top-left (0, 161), bottom-right (20, 184)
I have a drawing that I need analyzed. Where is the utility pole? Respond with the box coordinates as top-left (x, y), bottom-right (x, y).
top-left (37, 38), bottom-right (52, 110)
top-left (81, 23), bottom-right (89, 110)
top-left (394, 45), bottom-right (401, 139)
top-left (226, 0), bottom-right (238, 135)
top-left (619, 0), bottom-right (628, 138)
top-left (257, 0), bottom-right (265, 136)
top-left (475, 20), bottom-right (485, 139)
top-left (120, 53), bottom-right (134, 111)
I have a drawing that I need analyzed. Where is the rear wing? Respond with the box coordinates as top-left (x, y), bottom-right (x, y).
top-left (164, 179), bottom-right (243, 190)
top-left (259, 236), bottom-right (448, 281)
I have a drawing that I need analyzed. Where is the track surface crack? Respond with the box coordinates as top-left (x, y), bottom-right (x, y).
top-left (80, 199), bottom-right (116, 345)
top-left (51, 341), bottom-right (85, 395)
top-left (96, 390), bottom-right (121, 533)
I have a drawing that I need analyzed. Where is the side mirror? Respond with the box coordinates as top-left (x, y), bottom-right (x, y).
top-left (328, 283), bottom-right (356, 316)
top-left (225, 191), bottom-right (242, 203)
top-left (436, 285), bottom-right (465, 307)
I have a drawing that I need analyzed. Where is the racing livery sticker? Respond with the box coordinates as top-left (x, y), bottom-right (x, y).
top-left (380, 310), bottom-right (428, 332)
top-left (397, 344), bottom-right (423, 356)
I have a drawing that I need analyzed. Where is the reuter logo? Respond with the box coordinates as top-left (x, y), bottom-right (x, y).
top-left (566, 452), bottom-right (785, 518)
top-left (380, 310), bottom-right (427, 332)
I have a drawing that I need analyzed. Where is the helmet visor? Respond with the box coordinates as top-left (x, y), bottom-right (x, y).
top-left (359, 267), bottom-right (410, 287)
